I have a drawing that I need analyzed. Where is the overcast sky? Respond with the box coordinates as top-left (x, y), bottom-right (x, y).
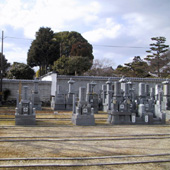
top-left (0, 0), bottom-right (170, 68)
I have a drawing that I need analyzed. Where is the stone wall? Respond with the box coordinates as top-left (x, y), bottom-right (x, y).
top-left (2, 75), bottom-right (167, 103)
top-left (2, 79), bottom-right (51, 103)
top-left (56, 75), bottom-right (166, 95)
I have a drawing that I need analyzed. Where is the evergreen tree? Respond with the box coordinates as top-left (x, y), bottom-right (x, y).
top-left (52, 56), bottom-right (69, 75)
top-left (7, 62), bottom-right (35, 79)
top-left (0, 53), bottom-right (10, 78)
top-left (52, 31), bottom-right (94, 75)
top-left (145, 37), bottom-right (169, 77)
top-left (124, 56), bottom-right (149, 77)
top-left (54, 31), bottom-right (93, 60)
top-left (114, 56), bottom-right (149, 78)
top-left (28, 29), bottom-right (93, 76)
top-left (27, 27), bottom-right (60, 76)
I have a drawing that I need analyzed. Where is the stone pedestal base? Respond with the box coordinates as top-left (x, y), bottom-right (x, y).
top-left (54, 104), bottom-right (66, 110)
top-left (108, 111), bottom-right (166, 125)
top-left (103, 104), bottom-right (108, 112)
top-left (108, 111), bottom-right (132, 125)
top-left (15, 115), bottom-right (36, 125)
top-left (34, 103), bottom-right (42, 110)
top-left (72, 114), bottom-right (95, 126)
top-left (66, 104), bottom-right (72, 111)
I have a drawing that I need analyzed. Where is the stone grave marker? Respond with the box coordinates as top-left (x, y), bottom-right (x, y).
top-left (32, 79), bottom-right (42, 110)
top-left (66, 78), bottom-right (75, 110)
top-left (72, 87), bottom-right (95, 126)
top-left (86, 81), bottom-right (98, 113)
top-left (15, 86), bottom-right (36, 125)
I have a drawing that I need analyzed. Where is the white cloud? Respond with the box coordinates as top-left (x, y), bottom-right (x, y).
top-left (5, 49), bottom-right (27, 64)
top-left (122, 11), bottom-right (170, 44)
top-left (93, 48), bottom-right (124, 68)
top-left (83, 18), bottom-right (122, 43)
top-left (122, 13), bottom-right (152, 38)
top-left (0, 0), bottom-right (170, 67)
top-left (0, 0), bottom-right (101, 38)
top-left (3, 42), bottom-right (15, 49)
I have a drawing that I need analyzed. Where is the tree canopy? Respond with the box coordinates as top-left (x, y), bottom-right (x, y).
top-left (7, 62), bottom-right (35, 79)
top-left (67, 56), bottom-right (92, 75)
top-left (144, 36), bottom-right (169, 77)
top-left (27, 28), bottom-right (170, 78)
top-left (52, 31), bottom-right (94, 75)
top-left (70, 42), bottom-right (93, 60)
top-left (159, 50), bottom-right (170, 78)
top-left (27, 27), bottom-right (60, 76)
top-left (53, 55), bottom-right (92, 75)
top-left (0, 53), bottom-right (10, 78)
top-left (27, 29), bottom-right (94, 76)
top-left (54, 31), bottom-right (93, 58)
top-left (52, 55), bottom-right (69, 75)
top-left (114, 56), bottom-right (149, 78)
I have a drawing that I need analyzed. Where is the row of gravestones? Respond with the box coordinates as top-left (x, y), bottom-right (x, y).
top-left (106, 79), bottom-right (167, 125)
top-left (51, 78), bottom-right (170, 113)
top-left (51, 79), bottom-right (99, 113)
top-left (15, 77), bottom-right (170, 125)
top-left (72, 78), bottom-right (168, 125)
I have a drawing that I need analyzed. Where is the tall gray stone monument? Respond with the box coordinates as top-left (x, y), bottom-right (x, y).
top-left (15, 86), bottom-right (36, 125)
top-left (108, 80), bottom-right (166, 125)
top-left (162, 79), bottom-right (170, 111)
top-left (52, 85), bottom-right (66, 110)
top-left (108, 81), bottom-right (133, 125)
top-left (155, 84), bottom-right (162, 101)
top-left (103, 78), bottom-right (113, 112)
top-left (32, 79), bottom-right (42, 110)
top-left (66, 78), bottom-right (75, 110)
top-left (86, 81), bottom-right (98, 113)
top-left (72, 87), bottom-right (95, 126)
top-left (101, 84), bottom-right (107, 111)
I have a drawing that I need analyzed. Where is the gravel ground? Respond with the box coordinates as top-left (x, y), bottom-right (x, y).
top-left (0, 107), bottom-right (170, 169)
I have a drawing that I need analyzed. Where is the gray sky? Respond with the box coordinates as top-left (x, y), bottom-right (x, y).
top-left (0, 0), bottom-right (170, 68)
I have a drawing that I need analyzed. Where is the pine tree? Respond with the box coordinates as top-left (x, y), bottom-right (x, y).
top-left (145, 37), bottom-right (169, 77)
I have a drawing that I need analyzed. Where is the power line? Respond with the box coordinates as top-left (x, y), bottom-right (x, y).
top-left (5, 36), bottom-right (33, 41)
top-left (1, 35), bottom-right (149, 49)
top-left (93, 44), bottom-right (149, 49)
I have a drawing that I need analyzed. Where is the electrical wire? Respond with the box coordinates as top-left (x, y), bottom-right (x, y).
top-left (5, 36), bottom-right (33, 41)
top-left (93, 44), bottom-right (149, 49)
top-left (1, 36), bottom-right (150, 49)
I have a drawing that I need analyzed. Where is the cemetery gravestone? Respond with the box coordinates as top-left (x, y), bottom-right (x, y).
top-left (15, 86), bottom-right (36, 125)
top-left (162, 79), bottom-right (170, 111)
top-left (101, 84), bottom-right (107, 111)
top-left (103, 78), bottom-right (113, 112)
top-left (66, 78), bottom-right (75, 110)
top-left (108, 79), bottom-right (166, 125)
top-left (32, 79), bottom-right (42, 110)
top-left (86, 81), bottom-right (98, 113)
top-left (72, 87), bottom-right (95, 126)
top-left (108, 81), bottom-right (133, 125)
top-left (52, 85), bottom-right (66, 110)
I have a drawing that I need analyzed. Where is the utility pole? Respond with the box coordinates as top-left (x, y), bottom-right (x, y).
top-left (0, 31), bottom-right (4, 106)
